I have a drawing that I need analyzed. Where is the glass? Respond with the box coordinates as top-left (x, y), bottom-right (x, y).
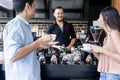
top-left (79, 30), bottom-right (87, 44)
top-left (90, 26), bottom-right (103, 46)
top-left (85, 54), bottom-right (92, 64)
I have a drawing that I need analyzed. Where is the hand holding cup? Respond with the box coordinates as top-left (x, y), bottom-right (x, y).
top-left (50, 34), bottom-right (56, 41)
top-left (40, 34), bottom-right (52, 43)
top-left (81, 43), bottom-right (91, 52)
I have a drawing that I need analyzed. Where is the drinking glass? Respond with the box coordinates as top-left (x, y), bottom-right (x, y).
top-left (90, 26), bottom-right (103, 46)
top-left (79, 30), bottom-right (87, 44)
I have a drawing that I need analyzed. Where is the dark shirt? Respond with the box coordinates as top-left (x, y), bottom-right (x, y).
top-left (46, 21), bottom-right (76, 47)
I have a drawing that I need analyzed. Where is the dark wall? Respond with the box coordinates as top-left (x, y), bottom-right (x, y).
top-left (88, 0), bottom-right (111, 26)
top-left (86, 0), bottom-right (111, 44)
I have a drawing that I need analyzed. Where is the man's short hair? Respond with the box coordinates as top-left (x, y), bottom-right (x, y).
top-left (13, 0), bottom-right (34, 13)
top-left (54, 6), bottom-right (64, 12)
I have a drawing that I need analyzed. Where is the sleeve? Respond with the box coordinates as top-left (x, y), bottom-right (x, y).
top-left (8, 23), bottom-right (25, 46)
top-left (46, 25), bottom-right (53, 34)
top-left (3, 23), bottom-right (25, 59)
top-left (69, 23), bottom-right (76, 39)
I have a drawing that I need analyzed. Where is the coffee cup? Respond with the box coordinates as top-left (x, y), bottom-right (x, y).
top-left (50, 34), bottom-right (56, 41)
top-left (82, 43), bottom-right (91, 51)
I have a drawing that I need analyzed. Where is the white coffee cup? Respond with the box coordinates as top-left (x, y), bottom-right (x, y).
top-left (50, 34), bottom-right (56, 41)
top-left (82, 43), bottom-right (91, 51)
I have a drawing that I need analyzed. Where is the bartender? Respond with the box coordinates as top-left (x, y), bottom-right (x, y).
top-left (46, 6), bottom-right (76, 52)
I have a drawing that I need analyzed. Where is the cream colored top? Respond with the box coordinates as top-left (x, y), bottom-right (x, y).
top-left (98, 35), bottom-right (120, 74)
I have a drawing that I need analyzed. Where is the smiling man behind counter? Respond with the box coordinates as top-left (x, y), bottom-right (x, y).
top-left (46, 6), bottom-right (77, 52)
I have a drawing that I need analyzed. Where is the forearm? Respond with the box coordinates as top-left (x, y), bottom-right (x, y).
top-left (92, 52), bottom-right (99, 59)
top-left (101, 48), bottom-right (120, 63)
top-left (11, 39), bottom-right (43, 62)
top-left (66, 38), bottom-right (76, 51)
top-left (67, 38), bottom-right (76, 48)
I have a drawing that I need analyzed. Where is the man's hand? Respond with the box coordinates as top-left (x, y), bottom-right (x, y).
top-left (66, 46), bottom-right (71, 51)
top-left (51, 45), bottom-right (61, 50)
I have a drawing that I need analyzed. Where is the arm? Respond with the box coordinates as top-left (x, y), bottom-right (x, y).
top-left (103, 30), bottom-right (120, 63)
top-left (11, 39), bottom-right (41, 62)
top-left (66, 24), bottom-right (77, 51)
top-left (91, 30), bottom-right (120, 63)
top-left (11, 35), bottom-right (51, 62)
top-left (101, 48), bottom-right (120, 63)
top-left (66, 38), bottom-right (76, 51)
top-left (90, 50), bottom-right (99, 59)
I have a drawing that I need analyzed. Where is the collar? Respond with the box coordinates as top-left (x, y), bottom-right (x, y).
top-left (53, 20), bottom-right (67, 26)
top-left (16, 15), bottom-right (31, 29)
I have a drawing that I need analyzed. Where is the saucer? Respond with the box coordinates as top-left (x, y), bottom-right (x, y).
top-left (80, 48), bottom-right (90, 53)
top-left (47, 41), bottom-right (59, 45)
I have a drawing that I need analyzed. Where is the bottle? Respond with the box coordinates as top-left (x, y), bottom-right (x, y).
top-left (61, 44), bottom-right (67, 56)
top-left (39, 55), bottom-right (46, 64)
top-left (73, 56), bottom-right (81, 64)
top-left (71, 46), bottom-right (75, 54)
top-left (51, 55), bottom-right (57, 64)
top-left (85, 54), bottom-right (93, 64)
top-left (80, 30), bottom-right (86, 43)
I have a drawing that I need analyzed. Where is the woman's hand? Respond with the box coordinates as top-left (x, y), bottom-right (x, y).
top-left (90, 44), bottom-right (103, 53)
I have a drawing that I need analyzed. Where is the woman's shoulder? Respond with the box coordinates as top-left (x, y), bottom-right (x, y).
top-left (110, 30), bottom-right (120, 36)
top-left (108, 30), bottom-right (120, 43)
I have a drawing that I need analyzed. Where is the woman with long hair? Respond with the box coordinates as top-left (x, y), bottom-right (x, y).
top-left (90, 6), bottom-right (120, 80)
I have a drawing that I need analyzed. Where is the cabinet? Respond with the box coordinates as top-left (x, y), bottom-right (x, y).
top-left (41, 64), bottom-right (100, 80)
top-left (0, 64), bottom-right (5, 80)
top-left (0, 64), bottom-right (99, 80)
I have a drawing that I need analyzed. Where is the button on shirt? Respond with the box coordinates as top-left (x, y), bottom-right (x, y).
top-left (46, 21), bottom-right (76, 47)
top-left (3, 15), bottom-right (41, 80)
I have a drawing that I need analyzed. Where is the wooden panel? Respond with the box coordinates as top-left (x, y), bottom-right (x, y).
top-left (112, 0), bottom-right (120, 14)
